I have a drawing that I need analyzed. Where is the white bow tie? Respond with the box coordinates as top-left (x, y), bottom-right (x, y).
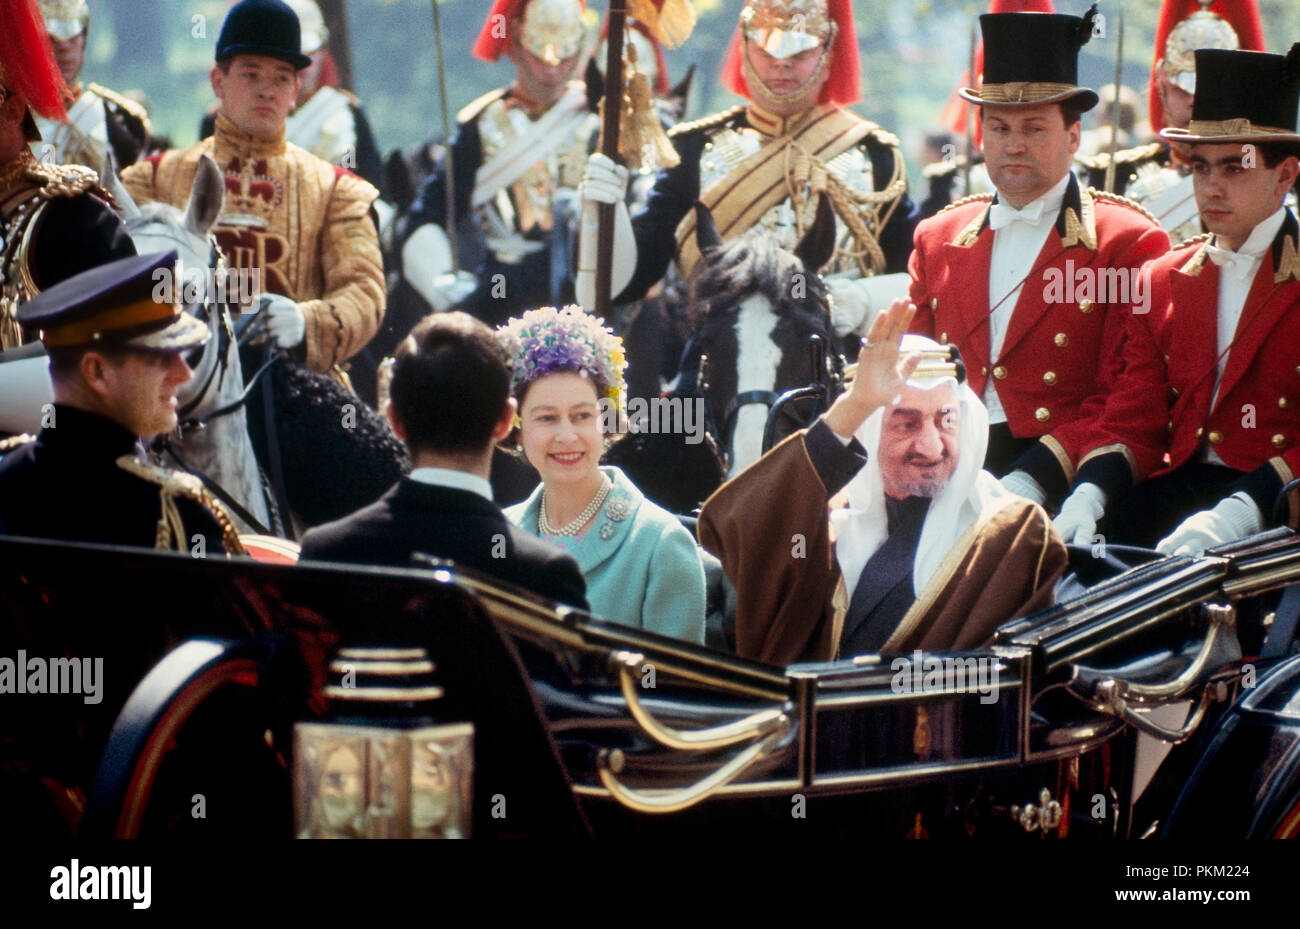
top-left (1205, 243), bottom-right (1260, 281)
top-left (988, 199), bottom-right (1048, 231)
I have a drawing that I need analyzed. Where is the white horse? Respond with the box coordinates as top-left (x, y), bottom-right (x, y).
top-left (100, 155), bottom-right (274, 534)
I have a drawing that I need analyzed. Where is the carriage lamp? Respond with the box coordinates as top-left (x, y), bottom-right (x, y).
top-left (293, 647), bottom-right (473, 839)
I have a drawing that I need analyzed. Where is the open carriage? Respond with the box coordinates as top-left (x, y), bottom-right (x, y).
top-left (2, 528), bottom-right (1299, 840)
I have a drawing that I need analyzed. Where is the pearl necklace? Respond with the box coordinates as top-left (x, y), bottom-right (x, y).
top-left (539, 474), bottom-right (612, 537)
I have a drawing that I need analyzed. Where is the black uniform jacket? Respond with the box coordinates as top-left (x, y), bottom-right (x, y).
top-left (298, 477), bottom-right (591, 612)
top-left (621, 107), bottom-right (921, 304)
top-left (0, 405), bottom-right (231, 554)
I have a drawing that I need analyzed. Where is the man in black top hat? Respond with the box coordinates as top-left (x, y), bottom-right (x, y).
top-left (299, 311), bottom-right (589, 611)
top-left (0, 250), bottom-right (245, 555)
top-left (1054, 45), bottom-right (1300, 552)
top-left (908, 5), bottom-right (1169, 517)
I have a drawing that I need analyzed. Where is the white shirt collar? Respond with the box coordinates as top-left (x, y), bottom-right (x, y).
top-left (1215, 205), bottom-right (1288, 259)
top-left (992, 171), bottom-right (1072, 224)
top-left (408, 467), bottom-right (494, 502)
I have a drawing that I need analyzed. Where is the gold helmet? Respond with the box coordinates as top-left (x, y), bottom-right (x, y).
top-left (37, 0), bottom-right (89, 42)
top-left (519, 0), bottom-right (586, 66)
top-left (1161, 0), bottom-right (1239, 95)
top-left (284, 0), bottom-right (329, 57)
top-left (740, 0), bottom-right (836, 60)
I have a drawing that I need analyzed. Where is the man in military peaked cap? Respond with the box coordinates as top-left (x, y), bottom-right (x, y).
top-left (908, 5), bottom-right (1169, 514)
top-left (1053, 45), bottom-right (1300, 553)
top-left (0, 250), bottom-right (244, 555)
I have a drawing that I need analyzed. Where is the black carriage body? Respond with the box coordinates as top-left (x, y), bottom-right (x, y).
top-left (2, 533), bottom-right (1300, 839)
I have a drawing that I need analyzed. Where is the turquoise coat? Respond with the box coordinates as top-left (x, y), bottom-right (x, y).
top-left (505, 466), bottom-right (707, 644)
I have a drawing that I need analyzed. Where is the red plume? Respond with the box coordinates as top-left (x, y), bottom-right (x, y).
top-left (720, 0), bottom-right (860, 106)
top-left (1149, 0), bottom-right (1265, 133)
top-left (474, 0), bottom-right (587, 64)
top-left (0, 0), bottom-right (69, 121)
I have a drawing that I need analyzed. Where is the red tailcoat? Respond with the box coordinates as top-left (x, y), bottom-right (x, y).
top-left (909, 174), bottom-right (1170, 501)
top-left (1075, 211), bottom-right (1300, 529)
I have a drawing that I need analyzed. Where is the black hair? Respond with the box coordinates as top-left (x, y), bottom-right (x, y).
top-left (388, 311), bottom-right (511, 456)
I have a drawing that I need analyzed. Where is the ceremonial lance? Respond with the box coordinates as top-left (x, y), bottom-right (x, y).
top-left (1104, 5), bottom-right (1125, 193)
top-left (431, 0), bottom-right (458, 270)
top-left (595, 0), bottom-right (697, 319)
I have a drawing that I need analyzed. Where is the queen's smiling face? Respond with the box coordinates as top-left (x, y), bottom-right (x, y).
top-left (518, 371), bottom-right (605, 488)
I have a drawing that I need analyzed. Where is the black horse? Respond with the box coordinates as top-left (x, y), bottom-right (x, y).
top-left (605, 197), bottom-right (842, 514)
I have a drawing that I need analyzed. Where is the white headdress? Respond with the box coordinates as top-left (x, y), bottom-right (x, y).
top-left (830, 334), bottom-right (1020, 599)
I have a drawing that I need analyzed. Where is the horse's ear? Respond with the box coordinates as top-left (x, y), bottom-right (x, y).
top-left (694, 201), bottom-right (723, 254)
top-left (100, 149), bottom-right (142, 222)
top-left (184, 154), bottom-right (225, 239)
top-left (794, 194), bottom-right (837, 273)
top-left (664, 64), bottom-right (696, 120)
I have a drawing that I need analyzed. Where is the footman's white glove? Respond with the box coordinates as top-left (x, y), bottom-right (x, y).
top-left (576, 153), bottom-right (636, 310)
top-left (1054, 482), bottom-right (1106, 545)
top-left (1000, 469), bottom-right (1048, 506)
top-left (1156, 492), bottom-right (1263, 557)
top-left (401, 223), bottom-right (478, 311)
top-left (259, 293), bottom-right (306, 349)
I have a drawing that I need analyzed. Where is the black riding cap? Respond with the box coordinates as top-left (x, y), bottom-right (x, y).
top-left (215, 0), bottom-right (313, 71)
top-left (960, 5), bottom-right (1101, 112)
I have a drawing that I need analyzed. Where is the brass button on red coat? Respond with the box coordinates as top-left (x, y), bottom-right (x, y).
top-left (1054, 333), bottom-right (1069, 348)
top-left (1042, 371), bottom-right (1057, 386)
top-left (1273, 434), bottom-right (1288, 449)
top-left (939, 332), bottom-right (948, 343)
top-left (1280, 397), bottom-right (1291, 409)
top-left (1035, 407), bottom-right (1050, 423)
top-left (993, 365), bottom-right (1008, 380)
top-left (1079, 300), bottom-right (1093, 314)
top-left (980, 365), bottom-right (988, 376)
top-left (1196, 427), bottom-right (1204, 438)
top-left (1208, 430), bottom-right (1224, 445)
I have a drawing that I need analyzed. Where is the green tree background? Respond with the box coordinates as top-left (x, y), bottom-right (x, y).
top-left (86, 0), bottom-right (1300, 181)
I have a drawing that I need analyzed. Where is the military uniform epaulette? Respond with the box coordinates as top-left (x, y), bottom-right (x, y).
top-left (864, 126), bottom-right (901, 149)
top-left (115, 454), bottom-right (245, 555)
top-left (0, 433), bottom-right (35, 454)
top-left (1079, 141), bottom-right (1164, 172)
top-left (922, 154), bottom-right (983, 180)
top-left (1087, 187), bottom-right (1160, 227)
top-left (1175, 231), bottom-right (1213, 251)
top-left (21, 161), bottom-right (114, 206)
top-left (668, 105), bottom-right (747, 139)
top-left (86, 83), bottom-right (152, 135)
top-left (457, 88), bottom-right (509, 125)
top-left (938, 191), bottom-right (996, 214)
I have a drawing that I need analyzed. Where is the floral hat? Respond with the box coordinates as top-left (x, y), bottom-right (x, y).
top-left (497, 305), bottom-right (628, 416)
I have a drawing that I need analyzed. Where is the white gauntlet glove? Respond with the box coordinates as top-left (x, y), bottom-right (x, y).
top-left (1054, 482), bottom-right (1107, 545)
top-left (258, 293), bottom-right (306, 349)
top-left (401, 223), bottom-right (478, 312)
top-left (999, 469), bottom-right (1048, 506)
top-left (576, 153), bottom-right (636, 310)
top-left (826, 273), bottom-right (911, 337)
top-left (1156, 492), bottom-right (1264, 557)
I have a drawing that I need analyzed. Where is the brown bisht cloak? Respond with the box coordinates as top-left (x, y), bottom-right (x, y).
top-left (699, 420), bottom-right (1067, 665)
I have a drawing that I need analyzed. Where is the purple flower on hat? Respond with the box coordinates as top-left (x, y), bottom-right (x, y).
top-left (497, 305), bottom-right (628, 415)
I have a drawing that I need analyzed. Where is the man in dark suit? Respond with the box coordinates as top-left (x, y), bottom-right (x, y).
top-left (298, 311), bottom-right (589, 610)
